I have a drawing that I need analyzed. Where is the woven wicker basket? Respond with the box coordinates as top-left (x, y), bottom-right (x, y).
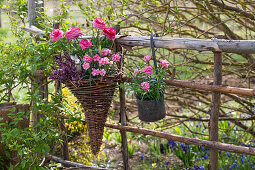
top-left (64, 75), bottom-right (118, 155)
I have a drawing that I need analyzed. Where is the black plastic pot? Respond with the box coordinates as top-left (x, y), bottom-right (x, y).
top-left (136, 96), bottom-right (166, 122)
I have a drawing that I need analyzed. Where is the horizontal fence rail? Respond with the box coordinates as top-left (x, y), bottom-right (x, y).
top-left (164, 79), bottom-right (255, 96)
top-left (105, 123), bottom-right (255, 156)
top-left (22, 26), bottom-right (255, 54)
top-left (116, 36), bottom-right (255, 54)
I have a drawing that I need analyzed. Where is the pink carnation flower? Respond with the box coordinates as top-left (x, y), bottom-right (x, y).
top-left (160, 60), bottom-right (169, 68)
top-left (50, 29), bottom-right (63, 41)
top-left (112, 53), bottom-right (121, 62)
top-left (93, 54), bottom-right (101, 61)
top-left (103, 27), bottom-right (116, 40)
top-left (83, 55), bottom-right (93, 64)
top-left (100, 69), bottom-right (106, 76)
top-left (143, 66), bottom-right (153, 75)
top-left (79, 39), bottom-right (92, 49)
top-left (141, 82), bottom-right (150, 92)
top-left (144, 55), bottom-right (152, 62)
top-left (92, 68), bottom-right (101, 76)
top-left (92, 18), bottom-right (106, 30)
top-left (99, 57), bottom-right (109, 66)
top-left (66, 27), bottom-right (83, 41)
top-left (134, 69), bottom-right (141, 76)
top-left (82, 62), bottom-right (90, 70)
top-left (100, 48), bottom-right (112, 56)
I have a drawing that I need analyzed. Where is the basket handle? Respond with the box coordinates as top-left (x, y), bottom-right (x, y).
top-left (150, 33), bottom-right (159, 75)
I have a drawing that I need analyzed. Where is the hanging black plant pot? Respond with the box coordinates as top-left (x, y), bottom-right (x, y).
top-left (136, 96), bottom-right (166, 122)
top-left (135, 33), bottom-right (166, 122)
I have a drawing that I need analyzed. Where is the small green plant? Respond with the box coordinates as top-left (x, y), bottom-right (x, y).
top-left (127, 139), bottom-right (137, 157)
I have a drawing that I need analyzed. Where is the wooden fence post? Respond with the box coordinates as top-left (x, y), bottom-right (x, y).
top-left (28, 0), bottom-right (44, 27)
top-left (119, 86), bottom-right (129, 169)
top-left (209, 52), bottom-right (222, 169)
top-left (114, 24), bottom-right (129, 169)
top-left (28, 0), bottom-right (46, 128)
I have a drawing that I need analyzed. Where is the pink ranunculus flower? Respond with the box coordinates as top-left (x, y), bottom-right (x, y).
top-left (92, 18), bottom-right (106, 30)
top-left (103, 27), bottom-right (116, 40)
top-left (134, 69), bottom-right (141, 76)
top-left (100, 69), bottom-right (106, 76)
top-left (112, 53), bottom-right (121, 62)
top-left (79, 39), bottom-right (92, 49)
top-left (143, 66), bottom-right (153, 75)
top-left (92, 68), bottom-right (101, 76)
top-left (93, 54), bottom-right (101, 61)
top-left (141, 82), bottom-right (150, 92)
top-left (50, 29), bottom-right (63, 41)
top-left (144, 55), bottom-right (152, 62)
top-left (82, 62), bottom-right (90, 70)
top-left (99, 57), bottom-right (109, 66)
top-left (83, 55), bottom-right (93, 64)
top-left (160, 60), bottom-right (169, 68)
top-left (66, 27), bottom-right (83, 41)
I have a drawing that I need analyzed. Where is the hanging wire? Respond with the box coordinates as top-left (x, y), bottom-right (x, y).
top-left (150, 33), bottom-right (159, 75)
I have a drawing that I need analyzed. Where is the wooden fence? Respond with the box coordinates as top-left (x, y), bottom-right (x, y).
top-left (113, 35), bottom-right (255, 170)
top-left (22, 26), bottom-right (255, 169)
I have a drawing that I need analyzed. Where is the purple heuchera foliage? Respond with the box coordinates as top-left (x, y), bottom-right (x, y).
top-left (50, 53), bottom-right (81, 81)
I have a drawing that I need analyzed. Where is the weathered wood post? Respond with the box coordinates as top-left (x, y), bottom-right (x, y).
top-left (28, 0), bottom-right (44, 27)
top-left (28, 0), bottom-right (46, 128)
top-left (119, 86), bottom-right (129, 169)
top-left (114, 25), bottom-right (129, 170)
top-left (209, 52), bottom-right (222, 169)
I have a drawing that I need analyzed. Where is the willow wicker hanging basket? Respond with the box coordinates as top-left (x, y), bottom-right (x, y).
top-left (64, 74), bottom-right (119, 155)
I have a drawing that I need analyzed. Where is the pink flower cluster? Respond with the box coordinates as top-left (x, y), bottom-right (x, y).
top-left (92, 18), bottom-right (116, 40)
top-left (160, 60), bottom-right (169, 68)
top-left (143, 66), bottom-right (153, 75)
top-left (144, 55), bottom-right (151, 62)
top-left (79, 50), bottom-right (121, 77)
top-left (83, 55), bottom-right (93, 63)
top-left (134, 69), bottom-right (141, 76)
top-left (93, 54), bottom-right (101, 61)
top-left (100, 49), bottom-right (112, 56)
top-left (99, 57), bottom-right (109, 66)
top-left (83, 62), bottom-right (90, 70)
top-left (141, 82), bottom-right (150, 92)
top-left (112, 53), bottom-right (121, 62)
top-left (92, 68), bottom-right (106, 76)
top-left (50, 27), bottom-right (83, 42)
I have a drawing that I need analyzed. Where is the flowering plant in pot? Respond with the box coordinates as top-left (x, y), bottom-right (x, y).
top-left (50, 18), bottom-right (119, 82)
top-left (49, 18), bottom-right (120, 155)
top-left (128, 55), bottom-right (169, 122)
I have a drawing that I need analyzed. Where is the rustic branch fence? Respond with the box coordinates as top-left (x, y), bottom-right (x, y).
top-left (19, 26), bottom-right (255, 169)
top-left (114, 36), bottom-right (255, 170)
